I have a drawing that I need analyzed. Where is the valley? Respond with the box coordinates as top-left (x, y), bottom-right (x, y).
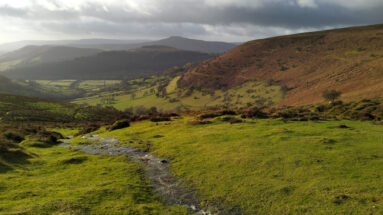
top-left (0, 23), bottom-right (383, 215)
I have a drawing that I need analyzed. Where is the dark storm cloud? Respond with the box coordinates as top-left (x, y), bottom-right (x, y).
top-left (41, 21), bottom-right (208, 37)
top-left (0, 0), bottom-right (382, 42)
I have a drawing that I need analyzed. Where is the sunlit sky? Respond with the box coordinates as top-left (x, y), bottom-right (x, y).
top-left (0, 0), bottom-right (382, 44)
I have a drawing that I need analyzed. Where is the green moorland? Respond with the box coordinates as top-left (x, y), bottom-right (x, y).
top-left (89, 116), bottom-right (383, 214)
top-left (73, 76), bottom-right (284, 113)
top-left (0, 126), bottom-right (188, 214)
top-left (0, 93), bottom-right (126, 123)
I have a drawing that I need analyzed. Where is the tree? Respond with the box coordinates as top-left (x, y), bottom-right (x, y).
top-left (322, 90), bottom-right (341, 103)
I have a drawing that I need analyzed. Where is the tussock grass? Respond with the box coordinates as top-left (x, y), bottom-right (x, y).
top-left (0, 145), bottom-right (189, 214)
top-left (98, 117), bottom-right (383, 214)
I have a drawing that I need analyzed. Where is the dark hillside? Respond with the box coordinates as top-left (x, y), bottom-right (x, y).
top-left (0, 46), bottom-right (101, 71)
top-left (0, 93), bottom-right (123, 123)
top-left (4, 47), bottom-right (214, 80)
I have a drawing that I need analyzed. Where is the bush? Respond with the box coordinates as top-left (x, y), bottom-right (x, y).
top-left (36, 131), bottom-right (64, 144)
top-left (187, 120), bottom-right (212, 125)
top-left (198, 109), bottom-right (236, 119)
top-left (3, 132), bottom-right (24, 143)
top-left (323, 90), bottom-right (341, 103)
top-left (109, 120), bottom-right (130, 131)
top-left (228, 117), bottom-right (243, 124)
top-left (241, 107), bottom-right (268, 119)
top-left (75, 124), bottom-right (101, 136)
top-left (150, 117), bottom-right (171, 122)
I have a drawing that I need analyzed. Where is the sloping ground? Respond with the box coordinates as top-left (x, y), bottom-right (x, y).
top-left (0, 45), bottom-right (101, 71)
top-left (97, 117), bottom-right (383, 214)
top-left (0, 93), bottom-right (123, 123)
top-left (0, 75), bottom-right (41, 97)
top-left (3, 46), bottom-right (214, 80)
top-left (179, 24), bottom-right (383, 106)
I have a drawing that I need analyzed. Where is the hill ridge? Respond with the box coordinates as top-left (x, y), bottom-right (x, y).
top-left (179, 24), bottom-right (383, 106)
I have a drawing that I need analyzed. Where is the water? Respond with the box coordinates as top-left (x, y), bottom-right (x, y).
top-left (60, 135), bottom-right (213, 215)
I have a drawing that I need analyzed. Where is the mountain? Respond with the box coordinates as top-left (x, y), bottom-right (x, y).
top-left (0, 39), bottom-right (150, 53)
top-left (0, 75), bottom-right (42, 96)
top-left (126, 36), bottom-right (237, 53)
top-left (0, 37), bottom-right (237, 55)
top-left (0, 46), bottom-right (102, 71)
top-left (3, 46), bottom-right (215, 80)
top-left (178, 24), bottom-right (383, 106)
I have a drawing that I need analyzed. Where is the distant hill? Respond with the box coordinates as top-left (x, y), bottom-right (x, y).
top-left (0, 46), bottom-right (101, 71)
top-left (0, 75), bottom-right (42, 97)
top-left (0, 39), bottom-right (150, 53)
top-left (0, 37), bottom-right (237, 54)
top-left (3, 46), bottom-right (215, 80)
top-left (179, 24), bottom-right (383, 106)
top-left (126, 36), bottom-right (237, 53)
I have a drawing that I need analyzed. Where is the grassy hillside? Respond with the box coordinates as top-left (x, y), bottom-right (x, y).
top-left (94, 116), bottom-right (383, 214)
top-left (0, 45), bottom-right (101, 71)
top-left (179, 24), bottom-right (383, 106)
top-left (0, 93), bottom-right (124, 123)
top-left (73, 73), bottom-right (284, 112)
top-left (0, 75), bottom-right (91, 100)
top-left (3, 46), bottom-right (215, 80)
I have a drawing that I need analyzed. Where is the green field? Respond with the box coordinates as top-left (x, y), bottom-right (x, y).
top-left (0, 141), bottom-right (188, 214)
top-left (73, 76), bottom-right (284, 112)
top-left (0, 60), bottom-right (22, 72)
top-left (0, 93), bottom-right (124, 123)
top-left (91, 117), bottom-right (383, 214)
top-left (33, 80), bottom-right (122, 99)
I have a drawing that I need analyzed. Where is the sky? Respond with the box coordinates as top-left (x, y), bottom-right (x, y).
top-left (0, 0), bottom-right (382, 44)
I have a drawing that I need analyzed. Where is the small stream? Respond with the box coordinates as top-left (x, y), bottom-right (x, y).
top-left (60, 135), bottom-right (212, 215)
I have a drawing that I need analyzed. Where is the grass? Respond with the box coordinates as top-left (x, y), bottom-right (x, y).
top-left (0, 60), bottom-right (22, 72)
top-left (0, 143), bottom-right (189, 214)
top-left (47, 128), bottom-right (80, 137)
top-left (95, 117), bottom-right (383, 214)
top-left (78, 80), bottom-right (121, 91)
top-left (73, 79), bottom-right (284, 112)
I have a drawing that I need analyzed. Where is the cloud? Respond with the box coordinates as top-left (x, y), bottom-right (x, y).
top-left (0, 0), bottom-right (382, 43)
top-left (297, 0), bottom-right (318, 8)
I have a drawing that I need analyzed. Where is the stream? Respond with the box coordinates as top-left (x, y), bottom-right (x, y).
top-left (60, 135), bottom-right (212, 215)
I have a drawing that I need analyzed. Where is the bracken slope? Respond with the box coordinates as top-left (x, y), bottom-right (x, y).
top-left (179, 24), bottom-right (383, 106)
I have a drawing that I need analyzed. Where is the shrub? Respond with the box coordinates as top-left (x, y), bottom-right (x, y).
top-left (109, 120), bottom-right (130, 131)
top-left (150, 117), bottom-right (171, 122)
top-left (36, 131), bottom-right (64, 144)
top-left (199, 110), bottom-right (236, 119)
top-left (75, 124), bottom-right (101, 136)
top-left (241, 107), bottom-right (268, 119)
top-left (323, 90), bottom-right (341, 103)
top-left (228, 117), bottom-right (243, 124)
top-left (187, 120), bottom-right (212, 125)
top-left (3, 132), bottom-right (24, 143)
